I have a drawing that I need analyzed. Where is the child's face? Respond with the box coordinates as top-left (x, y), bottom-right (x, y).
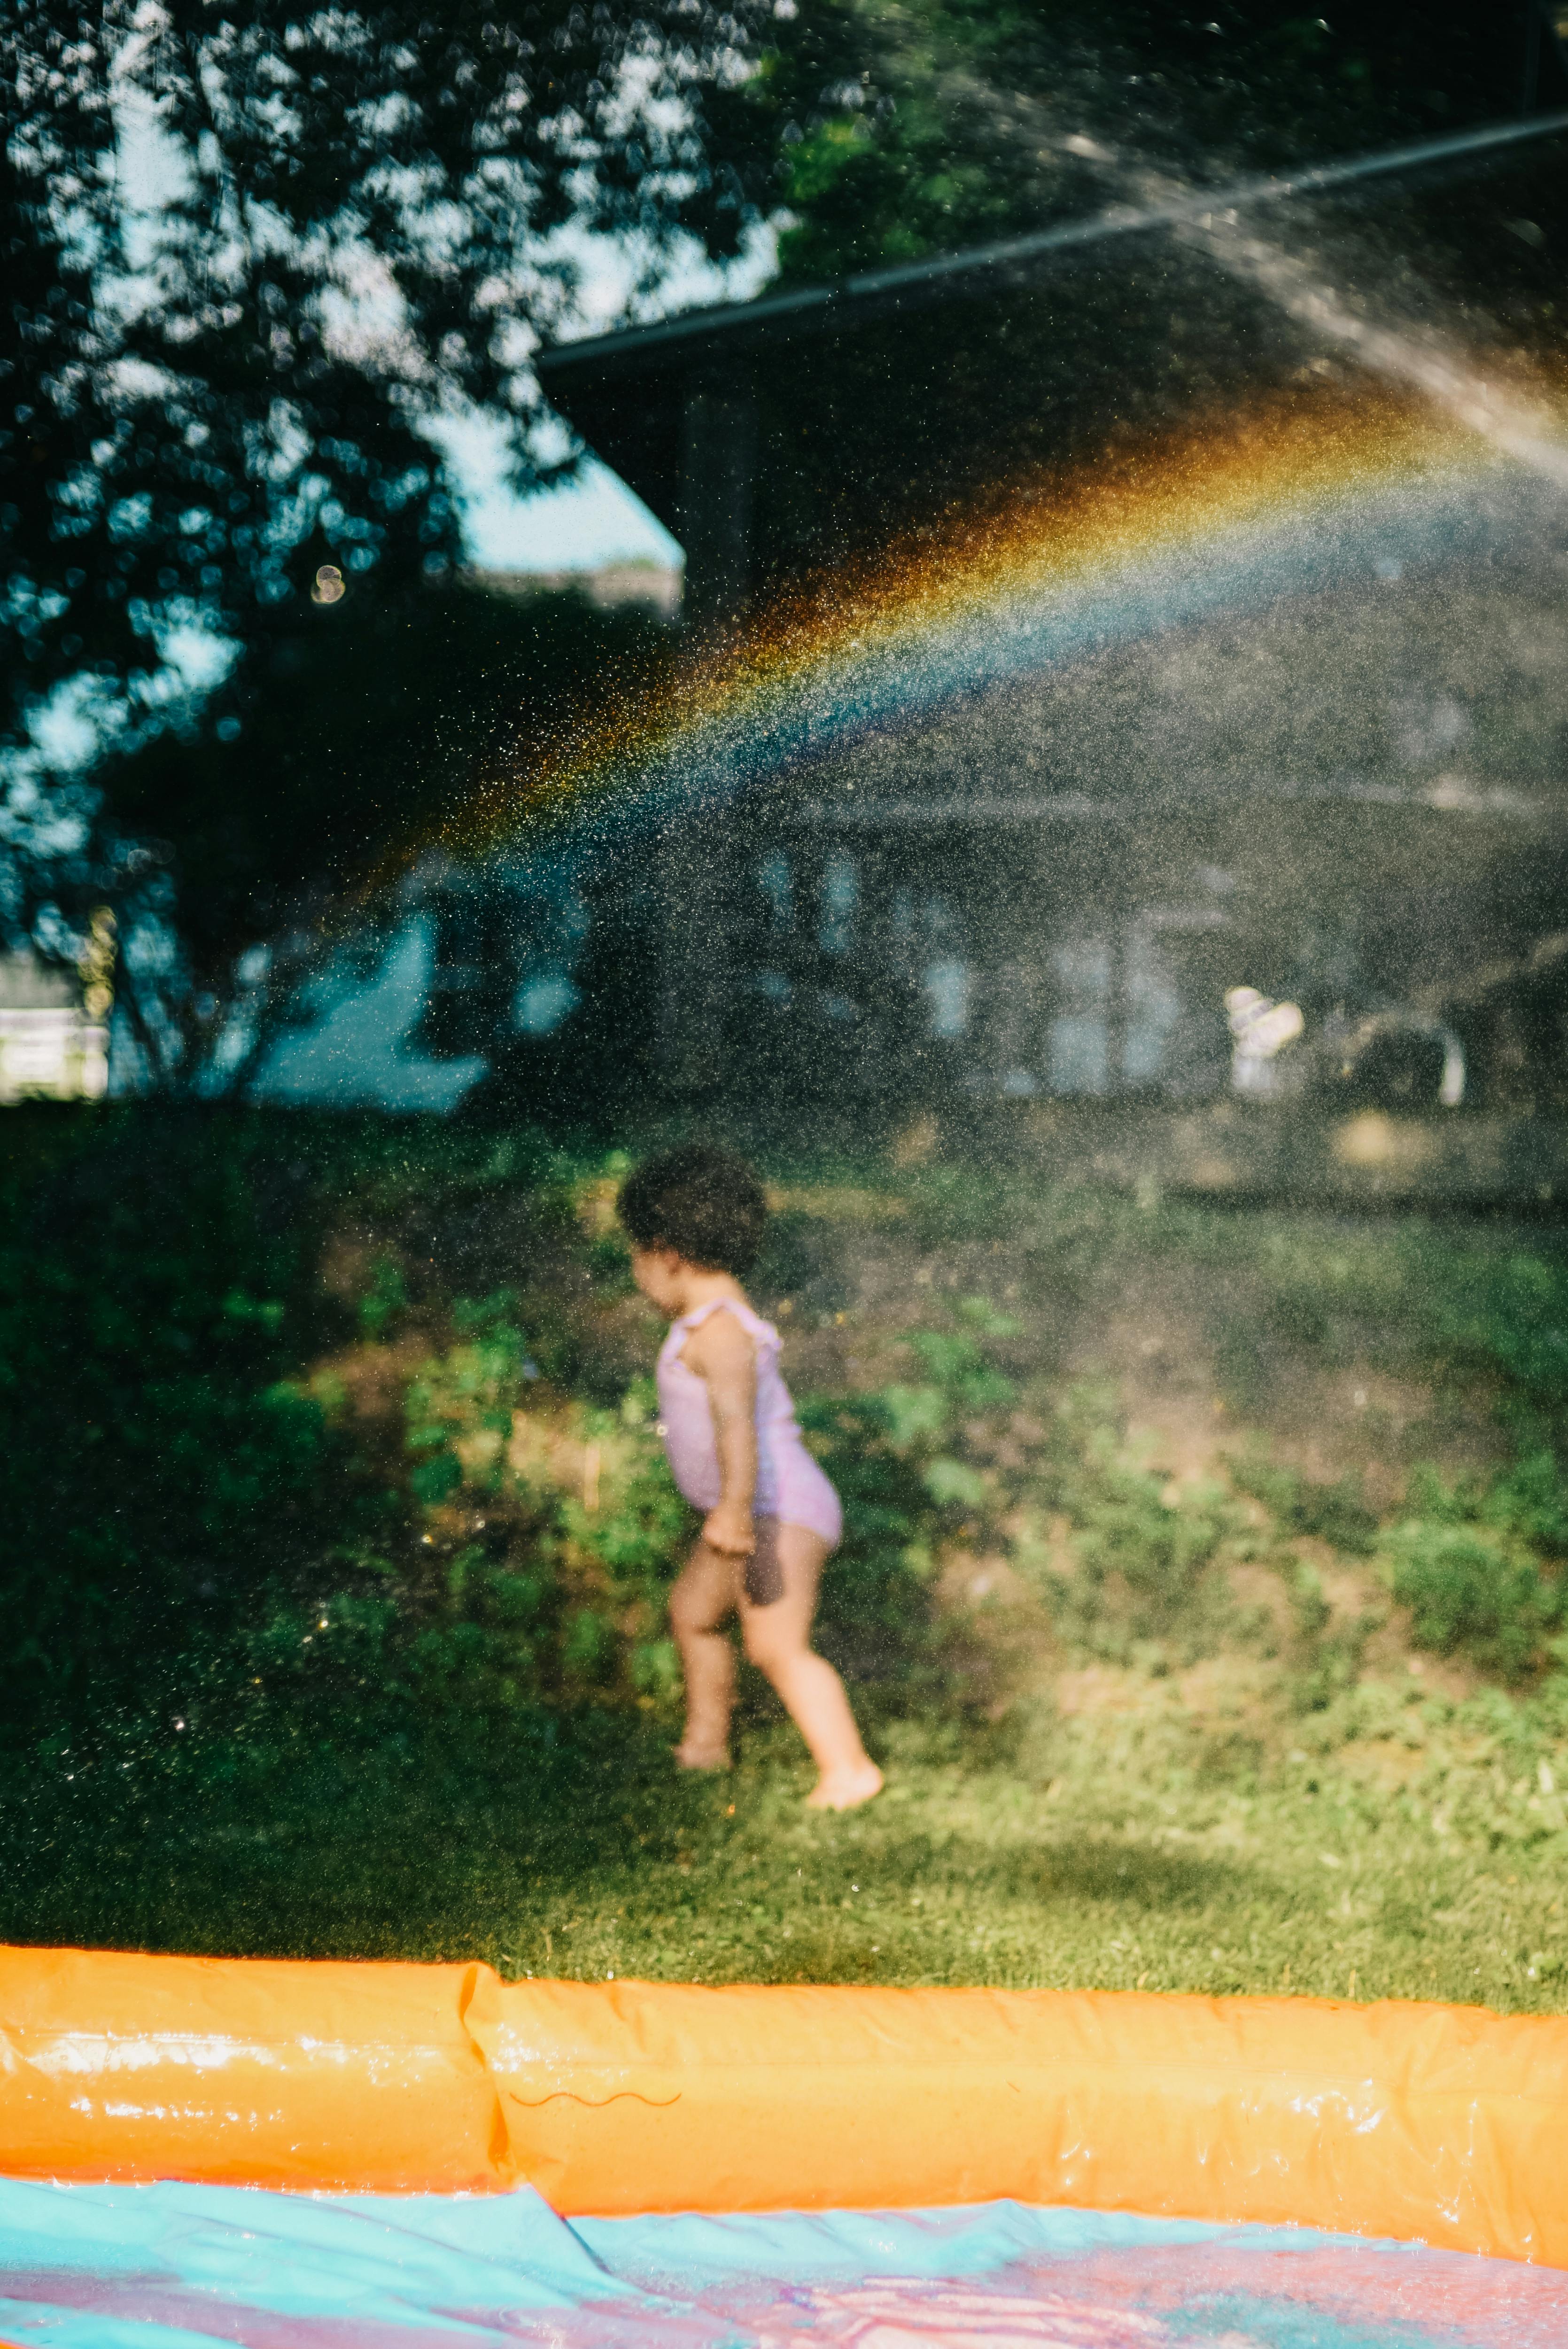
top-left (629, 1245), bottom-right (687, 1314)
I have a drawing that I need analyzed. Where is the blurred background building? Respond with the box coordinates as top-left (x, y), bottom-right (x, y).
top-left (300, 166), bottom-right (1568, 1136)
top-left (0, 952), bottom-right (109, 1106)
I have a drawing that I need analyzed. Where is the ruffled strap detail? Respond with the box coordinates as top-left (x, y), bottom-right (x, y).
top-left (671, 1297), bottom-right (780, 1352)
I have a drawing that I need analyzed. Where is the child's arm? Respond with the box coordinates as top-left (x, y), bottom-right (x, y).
top-left (682, 1308), bottom-right (757, 1555)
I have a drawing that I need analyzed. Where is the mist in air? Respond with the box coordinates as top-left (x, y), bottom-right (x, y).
top-left (11, 29), bottom-right (1568, 2341)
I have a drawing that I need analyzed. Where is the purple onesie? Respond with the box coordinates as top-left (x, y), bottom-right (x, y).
top-left (656, 1298), bottom-right (844, 1571)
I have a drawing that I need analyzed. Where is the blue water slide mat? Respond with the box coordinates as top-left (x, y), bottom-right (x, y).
top-left (1, 2181), bottom-right (1567, 2347)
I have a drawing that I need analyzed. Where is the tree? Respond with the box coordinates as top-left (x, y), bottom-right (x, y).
top-left (107, 575), bottom-right (679, 1070)
top-left (1, 0), bottom-right (780, 1070)
top-left (1, 1), bottom-right (136, 953)
top-left (754, 3), bottom-right (1565, 286)
top-left (8, 1), bottom-right (1562, 1082)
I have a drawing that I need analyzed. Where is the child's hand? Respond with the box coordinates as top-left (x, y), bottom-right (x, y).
top-left (702, 1501), bottom-right (756, 1556)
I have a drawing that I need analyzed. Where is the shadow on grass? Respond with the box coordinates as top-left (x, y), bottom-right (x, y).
top-left (748, 1834), bottom-right (1257, 1986)
top-left (1032, 1836), bottom-right (1242, 1910)
top-left (0, 1709), bottom-right (703, 1962)
top-left (4, 1698), bottom-right (1258, 1982)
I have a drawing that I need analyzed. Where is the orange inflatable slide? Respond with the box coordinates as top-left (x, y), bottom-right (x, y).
top-left (3, 1942), bottom-right (1567, 2259)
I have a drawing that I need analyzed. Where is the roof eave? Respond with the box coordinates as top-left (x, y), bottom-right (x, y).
top-left (536, 107), bottom-right (1568, 388)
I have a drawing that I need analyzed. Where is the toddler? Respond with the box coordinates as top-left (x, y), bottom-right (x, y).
top-left (618, 1143), bottom-right (883, 1811)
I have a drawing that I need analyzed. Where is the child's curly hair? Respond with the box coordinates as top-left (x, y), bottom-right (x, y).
top-left (617, 1143), bottom-right (768, 1275)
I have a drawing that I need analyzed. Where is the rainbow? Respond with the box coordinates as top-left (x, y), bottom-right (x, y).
top-left (430, 386), bottom-right (1535, 882)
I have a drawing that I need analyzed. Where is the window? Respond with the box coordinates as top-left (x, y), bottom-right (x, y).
top-left (818, 853), bottom-right (859, 954)
top-left (924, 958), bottom-right (971, 1040)
top-left (757, 852), bottom-right (793, 929)
top-left (1048, 938), bottom-right (1110, 1095)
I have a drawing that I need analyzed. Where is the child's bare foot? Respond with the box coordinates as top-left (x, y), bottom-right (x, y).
top-left (806, 1761), bottom-right (884, 1811)
top-left (673, 1740), bottom-right (730, 1771)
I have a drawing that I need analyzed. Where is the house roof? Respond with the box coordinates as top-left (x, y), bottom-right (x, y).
top-left (536, 108), bottom-right (1568, 393)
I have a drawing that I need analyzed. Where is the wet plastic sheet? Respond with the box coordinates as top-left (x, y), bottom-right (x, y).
top-left (3, 2186), bottom-right (1568, 2349)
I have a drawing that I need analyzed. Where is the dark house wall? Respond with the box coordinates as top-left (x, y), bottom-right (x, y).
top-left (497, 147), bottom-right (1568, 1121)
top-left (428, 533), bottom-right (1568, 1124)
top-left (540, 239), bottom-right (1304, 629)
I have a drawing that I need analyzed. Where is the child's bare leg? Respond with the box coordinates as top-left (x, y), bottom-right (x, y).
top-left (668, 1539), bottom-right (738, 1767)
top-left (741, 1522), bottom-right (883, 1810)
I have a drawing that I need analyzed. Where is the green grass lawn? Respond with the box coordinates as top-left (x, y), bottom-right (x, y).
top-left (6, 1106), bottom-right (1568, 2012)
top-left (11, 1700), bottom-right (1568, 2014)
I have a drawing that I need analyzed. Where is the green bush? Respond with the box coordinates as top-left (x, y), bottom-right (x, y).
top-left (357, 1255), bottom-right (409, 1340)
top-left (1383, 1520), bottom-right (1561, 1681)
top-left (1290, 1560), bottom-right (1333, 1641)
top-left (1006, 1383), bottom-right (1240, 1660)
top-left (795, 1297), bottom-right (1021, 1690)
top-left (1229, 1456), bottom-right (1379, 1555)
top-left (797, 1390), bottom-right (943, 1685)
top-left (1483, 1452), bottom-right (1568, 1556)
top-left (1066, 1466), bottom-right (1228, 1633)
top-left (0, 1110), bottom-right (379, 1748)
top-left (1438, 1248), bottom-right (1568, 1424)
top-left (1373, 1457), bottom-right (1568, 1682)
top-left (395, 1289), bottom-right (691, 1710)
top-left (404, 1291), bottom-right (533, 1498)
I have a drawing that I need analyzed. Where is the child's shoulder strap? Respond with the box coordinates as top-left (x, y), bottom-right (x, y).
top-left (676, 1297), bottom-right (779, 1350)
